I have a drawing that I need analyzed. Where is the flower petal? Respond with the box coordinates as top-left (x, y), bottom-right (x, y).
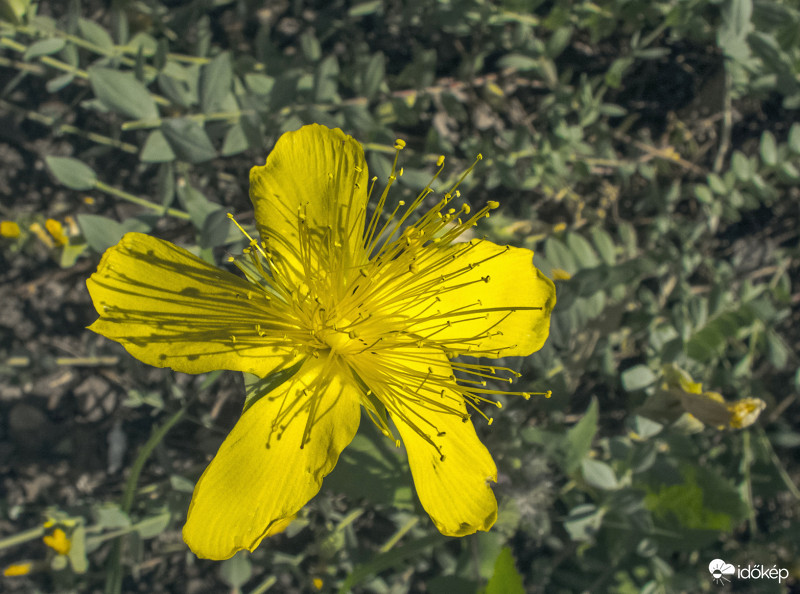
top-left (183, 355), bottom-right (361, 559)
top-left (352, 347), bottom-right (497, 536)
top-left (87, 232), bottom-right (298, 376)
top-left (250, 124), bottom-right (369, 289)
top-left (375, 238), bottom-right (556, 357)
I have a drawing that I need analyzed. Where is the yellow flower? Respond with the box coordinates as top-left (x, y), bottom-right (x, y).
top-left (87, 124), bottom-right (556, 560)
top-left (1, 220), bottom-right (21, 238)
top-left (42, 528), bottom-right (71, 555)
top-left (3, 562), bottom-right (33, 577)
top-left (45, 218), bottom-right (69, 246)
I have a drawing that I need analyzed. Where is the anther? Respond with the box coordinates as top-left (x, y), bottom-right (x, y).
top-left (394, 139), bottom-right (406, 150)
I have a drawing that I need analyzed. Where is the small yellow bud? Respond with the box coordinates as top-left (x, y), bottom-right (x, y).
top-left (3, 562), bottom-right (33, 577)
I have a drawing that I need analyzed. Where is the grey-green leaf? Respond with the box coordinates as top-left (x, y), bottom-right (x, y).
top-left (162, 119), bottom-right (216, 163)
top-left (46, 156), bottom-right (97, 190)
top-left (200, 51), bottom-right (232, 113)
top-left (88, 66), bottom-right (159, 120)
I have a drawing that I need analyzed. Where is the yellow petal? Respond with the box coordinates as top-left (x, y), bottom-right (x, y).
top-left (354, 347), bottom-right (498, 536)
top-left (183, 355), bottom-right (361, 559)
top-left (396, 407), bottom-right (498, 535)
top-left (375, 239), bottom-right (555, 357)
top-left (87, 232), bottom-right (298, 376)
top-left (250, 124), bottom-right (369, 288)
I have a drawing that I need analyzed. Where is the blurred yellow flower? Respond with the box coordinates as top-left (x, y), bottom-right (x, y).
top-left (3, 562), bottom-right (33, 577)
top-left (29, 222), bottom-right (54, 248)
top-left (42, 528), bottom-right (71, 556)
top-left (45, 218), bottom-right (68, 246)
top-left (1, 220), bottom-right (21, 238)
top-left (87, 124), bottom-right (556, 560)
top-left (550, 268), bottom-right (572, 281)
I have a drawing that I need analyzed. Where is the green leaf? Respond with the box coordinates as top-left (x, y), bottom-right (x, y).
top-left (300, 30), bottom-right (321, 61)
top-left (221, 122), bottom-right (250, 156)
top-left (338, 534), bottom-right (444, 594)
top-left (77, 214), bottom-right (149, 253)
top-left (46, 72), bottom-right (75, 93)
top-left (606, 57), bottom-right (633, 88)
top-left (88, 67), bottom-right (158, 120)
top-left (140, 130), bottom-right (176, 163)
top-left (566, 232), bottom-right (600, 269)
top-left (483, 548), bottom-right (525, 594)
top-left (176, 182), bottom-right (220, 230)
top-left (564, 398), bottom-right (598, 473)
top-left (545, 237), bottom-right (578, 273)
top-left (45, 156), bottom-right (97, 190)
top-left (348, 0), bottom-right (382, 17)
top-left (497, 53), bottom-right (539, 71)
top-left (162, 119), bottom-right (216, 163)
top-left (693, 184), bottom-right (713, 204)
top-left (759, 130), bottom-right (778, 166)
top-left (244, 73), bottom-right (274, 96)
top-left (66, 523), bottom-right (88, 574)
top-left (219, 551), bottom-right (252, 589)
top-left (78, 17), bottom-right (114, 52)
top-left (199, 209), bottom-right (235, 249)
top-left (564, 504), bottom-right (605, 541)
top-left (314, 55), bottom-right (340, 102)
top-left (581, 458), bottom-right (619, 490)
top-left (686, 304), bottom-right (756, 362)
top-left (134, 510), bottom-right (170, 539)
top-left (200, 51), bottom-right (233, 113)
top-left (363, 51), bottom-right (385, 99)
top-left (0, 0), bottom-right (30, 23)
top-left (590, 227), bottom-right (616, 265)
top-left (788, 123), bottom-right (800, 154)
top-left (24, 38), bottom-right (66, 59)
top-left (706, 172), bottom-right (728, 194)
top-left (621, 365), bottom-right (657, 391)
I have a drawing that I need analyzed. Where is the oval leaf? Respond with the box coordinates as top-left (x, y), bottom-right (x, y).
top-left (88, 66), bottom-right (158, 120)
top-left (162, 118), bottom-right (217, 164)
top-left (46, 156), bottom-right (97, 190)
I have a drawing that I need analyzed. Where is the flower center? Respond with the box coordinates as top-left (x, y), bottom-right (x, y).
top-left (320, 319), bottom-right (356, 354)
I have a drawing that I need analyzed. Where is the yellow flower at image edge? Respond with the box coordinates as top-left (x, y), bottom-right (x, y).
top-left (86, 124), bottom-right (556, 560)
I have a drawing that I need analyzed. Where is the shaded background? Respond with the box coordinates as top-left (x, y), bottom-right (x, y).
top-left (1, 0), bottom-right (798, 591)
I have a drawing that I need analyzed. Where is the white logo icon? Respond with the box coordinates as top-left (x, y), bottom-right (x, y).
top-left (709, 559), bottom-right (735, 585)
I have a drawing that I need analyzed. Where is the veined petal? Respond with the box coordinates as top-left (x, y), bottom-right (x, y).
top-left (351, 347), bottom-right (498, 536)
top-left (87, 232), bottom-right (299, 376)
top-left (250, 124), bottom-right (369, 292)
top-left (372, 238), bottom-right (556, 357)
top-left (183, 355), bottom-right (361, 559)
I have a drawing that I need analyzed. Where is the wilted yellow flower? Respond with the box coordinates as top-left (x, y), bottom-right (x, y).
top-left (87, 124), bottom-right (556, 560)
top-left (639, 364), bottom-right (766, 431)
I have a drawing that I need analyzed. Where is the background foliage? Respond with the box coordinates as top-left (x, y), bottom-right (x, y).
top-left (1, 0), bottom-right (798, 592)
